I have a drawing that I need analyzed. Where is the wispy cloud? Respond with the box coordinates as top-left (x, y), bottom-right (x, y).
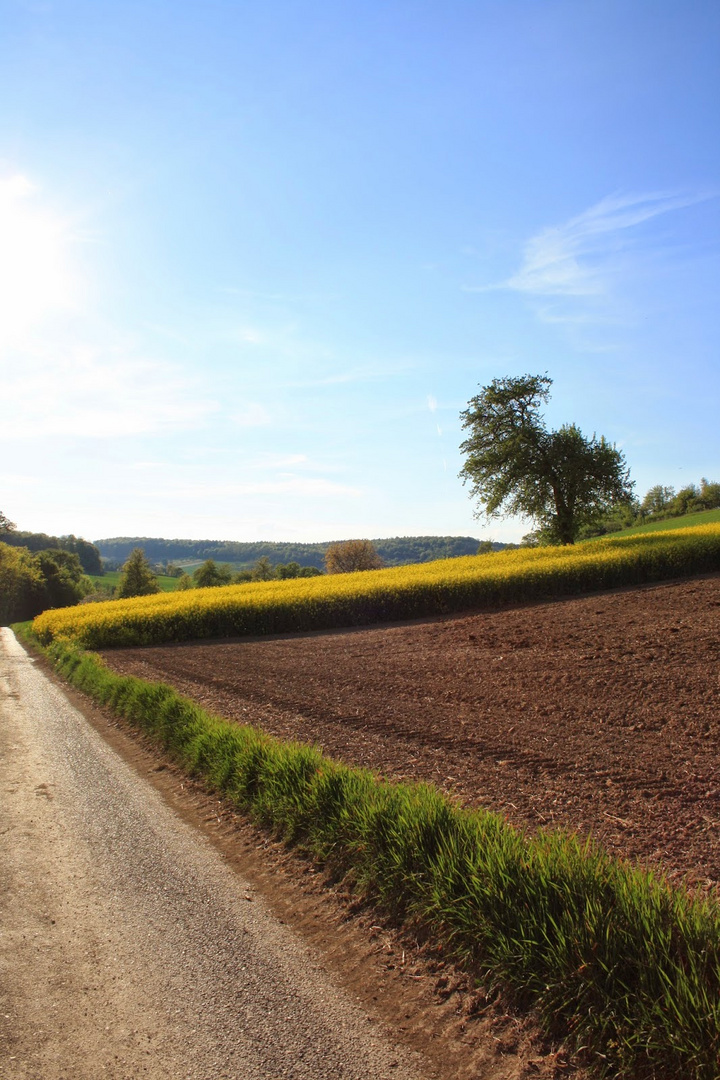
top-left (465, 191), bottom-right (715, 325)
top-left (146, 476), bottom-right (361, 500)
top-left (0, 341), bottom-right (216, 439)
top-left (504, 191), bottom-right (710, 299)
top-left (230, 402), bottom-right (272, 427)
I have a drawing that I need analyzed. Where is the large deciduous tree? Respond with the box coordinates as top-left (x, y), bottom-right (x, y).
top-left (459, 374), bottom-right (633, 545)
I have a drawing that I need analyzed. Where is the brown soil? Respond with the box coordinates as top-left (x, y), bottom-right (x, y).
top-left (101, 574), bottom-right (720, 892)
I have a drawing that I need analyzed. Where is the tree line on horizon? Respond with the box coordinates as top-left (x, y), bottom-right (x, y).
top-left (3, 367), bottom-right (719, 619)
top-left (93, 534), bottom-right (488, 571)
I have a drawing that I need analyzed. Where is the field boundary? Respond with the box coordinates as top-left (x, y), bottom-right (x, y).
top-left (31, 523), bottom-right (720, 649)
top-left (15, 623), bottom-right (720, 1080)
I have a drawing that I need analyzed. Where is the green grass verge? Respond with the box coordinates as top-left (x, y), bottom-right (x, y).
top-left (610, 509), bottom-right (720, 537)
top-left (15, 623), bottom-right (720, 1080)
top-left (87, 571), bottom-right (180, 592)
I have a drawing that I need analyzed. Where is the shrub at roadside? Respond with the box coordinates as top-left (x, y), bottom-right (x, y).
top-left (0, 545), bottom-right (45, 622)
top-left (16, 627), bottom-right (720, 1080)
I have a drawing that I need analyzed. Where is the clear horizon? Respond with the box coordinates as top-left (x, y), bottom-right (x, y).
top-left (1, 2), bottom-right (718, 546)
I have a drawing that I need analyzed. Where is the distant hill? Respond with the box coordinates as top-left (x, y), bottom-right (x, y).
top-left (94, 535), bottom-right (507, 570)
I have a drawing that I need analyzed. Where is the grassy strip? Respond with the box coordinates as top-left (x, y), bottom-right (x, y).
top-left (32, 524), bottom-right (720, 649)
top-left (17, 623), bottom-right (720, 1079)
top-left (86, 571), bottom-right (180, 593)
top-left (611, 508), bottom-right (720, 537)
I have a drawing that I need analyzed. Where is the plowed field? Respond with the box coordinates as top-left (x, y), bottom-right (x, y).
top-left (101, 574), bottom-right (720, 891)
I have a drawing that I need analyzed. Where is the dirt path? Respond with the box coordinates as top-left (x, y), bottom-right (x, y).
top-left (102, 575), bottom-right (720, 891)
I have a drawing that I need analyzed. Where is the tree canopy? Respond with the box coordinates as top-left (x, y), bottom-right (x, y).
top-left (324, 540), bottom-right (384, 574)
top-left (0, 511), bottom-right (16, 534)
top-left (116, 548), bottom-right (160, 599)
top-left (459, 374), bottom-right (633, 545)
top-left (193, 559), bottom-right (233, 588)
top-left (0, 526), bottom-right (102, 573)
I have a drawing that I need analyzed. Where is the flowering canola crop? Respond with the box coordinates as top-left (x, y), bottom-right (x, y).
top-left (33, 524), bottom-right (720, 649)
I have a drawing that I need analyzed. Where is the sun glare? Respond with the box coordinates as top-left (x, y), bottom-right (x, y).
top-left (0, 174), bottom-right (79, 347)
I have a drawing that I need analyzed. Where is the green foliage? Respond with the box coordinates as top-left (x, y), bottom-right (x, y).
top-left (0, 510), bottom-right (16, 534)
top-left (86, 571), bottom-right (181, 594)
top-left (0, 544), bottom-right (45, 622)
top-left (325, 539), bottom-right (384, 573)
top-left (605, 508), bottom-right (720, 537)
top-left (459, 375), bottom-right (634, 545)
top-left (192, 559), bottom-right (233, 588)
top-left (275, 561), bottom-right (302, 579)
top-left (476, 539), bottom-right (496, 554)
top-left (0, 544), bottom-right (92, 621)
top-left (34, 549), bottom-right (91, 608)
top-left (582, 477), bottom-right (720, 538)
top-left (116, 548), bottom-right (160, 599)
top-left (0, 528), bottom-right (102, 573)
top-left (21, 626), bottom-right (720, 1080)
top-left (250, 555), bottom-right (275, 581)
top-left (640, 484), bottom-right (677, 519)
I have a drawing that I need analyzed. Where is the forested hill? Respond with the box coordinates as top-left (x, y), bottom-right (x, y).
top-left (1, 531), bottom-right (102, 573)
top-left (95, 535), bottom-right (501, 569)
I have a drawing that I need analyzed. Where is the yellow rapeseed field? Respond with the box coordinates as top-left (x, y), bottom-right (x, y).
top-left (33, 523), bottom-right (720, 649)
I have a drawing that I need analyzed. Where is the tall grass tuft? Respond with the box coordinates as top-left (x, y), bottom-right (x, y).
top-left (17, 624), bottom-right (720, 1080)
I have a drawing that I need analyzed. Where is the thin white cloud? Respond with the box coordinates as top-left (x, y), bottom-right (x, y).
top-left (0, 342), bottom-right (216, 439)
top-left (230, 403), bottom-right (272, 427)
top-left (148, 477), bottom-right (361, 500)
top-left (427, 394), bottom-right (438, 412)
top-left (246, 452), bottom-right (350, 476)
top-left (504, 191), bottom-right (713, 299)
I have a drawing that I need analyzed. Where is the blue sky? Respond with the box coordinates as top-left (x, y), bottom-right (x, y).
top-left (1, 0), bottom-right (718, 544)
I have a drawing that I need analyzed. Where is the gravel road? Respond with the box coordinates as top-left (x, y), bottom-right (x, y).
top-left (0, 628), bottom-right (432, 1080)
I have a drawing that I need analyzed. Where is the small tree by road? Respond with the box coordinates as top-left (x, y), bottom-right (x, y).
top-left (324, 540), bottom-right (384, 574)
top-left (459, 374), bottom-right (633, 546)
